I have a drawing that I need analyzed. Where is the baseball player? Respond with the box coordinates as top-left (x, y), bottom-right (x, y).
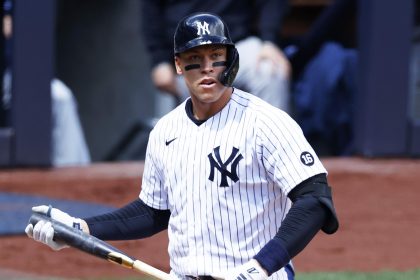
top-left (26, 13), bottom-right (339, 280)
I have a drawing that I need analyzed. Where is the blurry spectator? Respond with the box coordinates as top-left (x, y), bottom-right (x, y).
top-left (286, 0), bottom-right (357, 81)
top-left (140, 0), bottom-right (292, 115)
top-left (2, 0), bottom-right (90, 166)
top-left (285, 0), bottom-right (358, 156)
top-left (50, 78), bottom-right (90, 166)
top-left (0, 0), bottom-right (9, 127)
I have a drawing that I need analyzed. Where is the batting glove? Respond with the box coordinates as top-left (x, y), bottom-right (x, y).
top-left (25, 219), bottom-right (68, 251)
top-left (25, 205), bottom-right (82, 251)
top-left (223, 259), bottom-right (268, 280)
top-left (34, 205), bottom-right (83, 228)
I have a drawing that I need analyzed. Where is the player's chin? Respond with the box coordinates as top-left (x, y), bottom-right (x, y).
top-left (195, 88), bottom-right (224, 103)
top-left (194, 93), bottom-right (218, 104)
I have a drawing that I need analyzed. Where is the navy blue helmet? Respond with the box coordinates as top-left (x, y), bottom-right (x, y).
top-left (174, 12), bottom-right (239, 87)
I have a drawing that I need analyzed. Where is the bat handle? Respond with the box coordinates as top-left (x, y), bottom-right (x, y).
top-left (133, 260), bottom-right (171, 280)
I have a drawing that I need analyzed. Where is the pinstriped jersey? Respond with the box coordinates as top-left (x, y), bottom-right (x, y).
top-left (139, 88), bottom-right (327, 279)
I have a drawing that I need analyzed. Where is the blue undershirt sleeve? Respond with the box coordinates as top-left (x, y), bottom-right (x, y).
top-left (254, 175), bottom-right (330, 275)
top-left (84, 199), bottom-right (170, 241)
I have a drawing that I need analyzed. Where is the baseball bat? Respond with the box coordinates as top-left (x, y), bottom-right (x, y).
top-left (29, 212), bottom-right (171, 280)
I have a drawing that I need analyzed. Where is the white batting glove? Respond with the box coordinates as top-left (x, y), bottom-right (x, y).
top-left (25, 205), bottom-right (82, 251)
top-left (25, 220), bottom-right (68, 251)
top-left (33, 205), bottom-right (83, 229)
top-left (223, 259), bottom-right (268, 280)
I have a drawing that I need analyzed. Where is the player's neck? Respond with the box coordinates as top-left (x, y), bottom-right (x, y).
top-left (190, 87), bottom-right (233, 120)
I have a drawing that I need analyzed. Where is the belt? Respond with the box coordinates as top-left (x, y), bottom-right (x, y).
top-left (186, 276), bottom-right (216, 280)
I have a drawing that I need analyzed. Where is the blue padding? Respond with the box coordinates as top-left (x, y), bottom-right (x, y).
top-left (0, 192), bottom-right (116, 236)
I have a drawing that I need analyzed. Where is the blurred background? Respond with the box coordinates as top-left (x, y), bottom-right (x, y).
top-left (0, 0), bottom-right (419, 167)
top-left (0, 1), bottom-right (419, 279)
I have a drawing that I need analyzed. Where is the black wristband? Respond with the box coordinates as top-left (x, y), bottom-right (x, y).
top-left (254, 238), bottom-right (290, 276)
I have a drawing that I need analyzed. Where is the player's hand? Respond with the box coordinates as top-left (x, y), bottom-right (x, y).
top-left (32, 205), bottom-right (83, 228)
top-left (25, 205), bottom-right (83, 251)
top-left (257, 41), bottom-right (291, 78)
top-left (223, 259), bottom-right (268, 280)
top-left (25, 219), bottom-right (68, 251)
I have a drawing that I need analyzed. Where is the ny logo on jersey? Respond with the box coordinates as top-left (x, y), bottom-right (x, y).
top-left (208, 146), bottom-right (243, 187)
top-left (196, 21), bottom-right (210, 36)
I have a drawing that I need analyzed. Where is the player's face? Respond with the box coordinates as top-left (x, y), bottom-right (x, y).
top-left (175, 45), bottom-right (232, 113)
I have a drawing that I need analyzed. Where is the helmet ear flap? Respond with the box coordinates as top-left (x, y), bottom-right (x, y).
top-left (220, 46), bottom-right (239, 87)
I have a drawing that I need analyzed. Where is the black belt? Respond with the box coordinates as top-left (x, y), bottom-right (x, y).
top-left (187, 276), bottom-right (216, 280)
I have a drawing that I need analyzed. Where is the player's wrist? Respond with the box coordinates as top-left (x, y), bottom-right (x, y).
top-left (224, 259), bottom-right (268, 280)
top-left (79, 219), bottom-right (90, 234)
top-left (251, 259), bottom-right (268, 276)
top-left (254, 238), bottom-right (290, 276)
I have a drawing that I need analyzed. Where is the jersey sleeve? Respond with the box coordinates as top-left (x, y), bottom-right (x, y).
top-left (139, 128), bottom-right (169, 210)
top-left (257, 110), bottom-right (327, 194)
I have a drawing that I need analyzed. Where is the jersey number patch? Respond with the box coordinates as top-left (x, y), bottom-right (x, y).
top-left (300, 151), bottom-right (315, 166)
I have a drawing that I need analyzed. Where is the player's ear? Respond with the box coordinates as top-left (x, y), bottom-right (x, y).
top-left (174, 56), bottom-right (183, 75)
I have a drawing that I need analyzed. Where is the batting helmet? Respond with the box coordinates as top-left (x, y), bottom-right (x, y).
top-left (174, 12), bottom-right (239, 87)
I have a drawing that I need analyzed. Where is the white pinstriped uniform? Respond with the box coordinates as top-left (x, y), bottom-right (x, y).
top-left (140, 88), bottom-right (327, 280)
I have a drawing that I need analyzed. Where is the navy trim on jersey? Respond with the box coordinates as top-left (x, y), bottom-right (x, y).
top-left (185, 99), bottom-right (206, 126)
top-left (184, 88), bottom-right (236, 126)
top-left (285, 263), bottom-right (295, 279)
top-left (85, 199), bottom-right (170, 240)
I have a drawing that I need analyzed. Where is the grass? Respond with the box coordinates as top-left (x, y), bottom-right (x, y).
top-left (295, 269), bottom-right (420, 280)
top-left (83, 269), bottom-right (420, 280)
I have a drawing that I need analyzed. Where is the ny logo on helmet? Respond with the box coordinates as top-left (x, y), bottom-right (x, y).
top-left (196, 21), bottom-right (210, 36)
top-left (208, 146), bottom-right (243, 187)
